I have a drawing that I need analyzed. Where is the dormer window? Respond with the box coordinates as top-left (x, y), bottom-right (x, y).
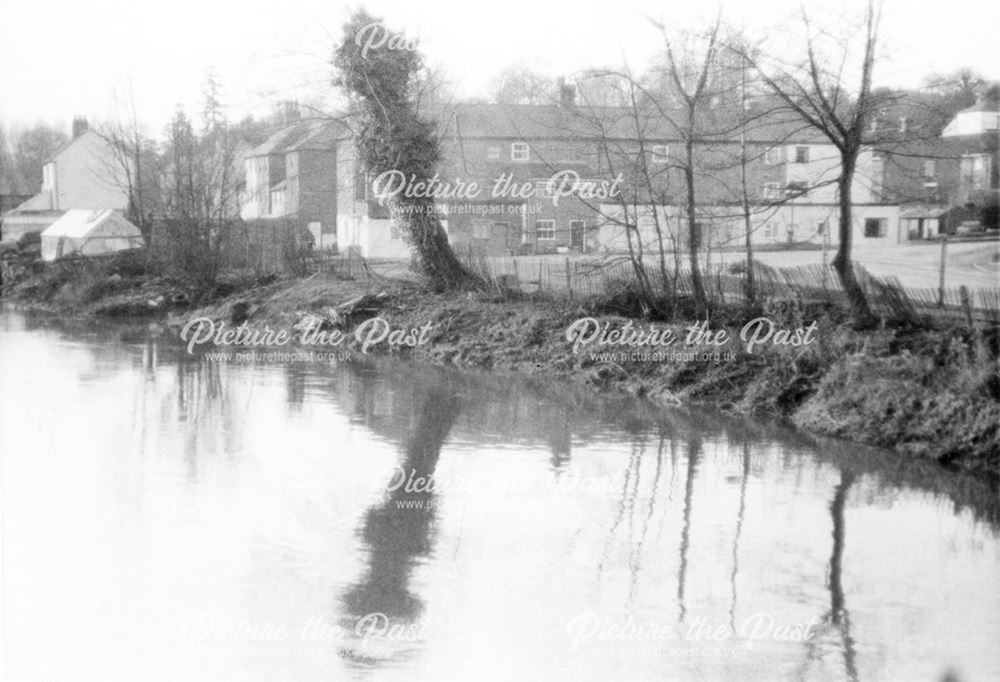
top-left (511, 142), bottom-right (530, 162)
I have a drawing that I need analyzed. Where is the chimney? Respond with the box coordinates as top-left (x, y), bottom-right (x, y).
top-left (72, 116), bottom-right (89, 139)
top-left (557, 78), bottom-right (576, 108)
top-left (275, 100), bottom-right (300, 124)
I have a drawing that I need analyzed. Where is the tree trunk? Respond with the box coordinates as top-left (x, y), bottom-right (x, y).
top-left (393, 198), bottom-right (480, 290)
top-left (740, 135), bottom-right (755, 304)
top-left (832, 158), bottom-right (874, 326)
top-left (685, 137), bottom-right (707, 316)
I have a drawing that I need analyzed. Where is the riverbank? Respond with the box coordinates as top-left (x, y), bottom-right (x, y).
top-left (187, 273), bottom-right (999, 479)
top-left (4, 258), bottom-right (998, 479)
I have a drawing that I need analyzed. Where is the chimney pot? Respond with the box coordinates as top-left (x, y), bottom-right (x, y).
top-left (559, 80), bottom-right (576, 108)
top-left (72, 116), bottom-right (89, 139)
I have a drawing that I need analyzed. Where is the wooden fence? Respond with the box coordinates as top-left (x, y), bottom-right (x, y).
top-left (458, 252), bottom-right (1000, 326)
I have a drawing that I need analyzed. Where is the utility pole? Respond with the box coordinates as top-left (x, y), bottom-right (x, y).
top-left (938, 234), bottom-right (948, 307)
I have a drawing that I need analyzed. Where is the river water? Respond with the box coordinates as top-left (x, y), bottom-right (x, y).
top-left (1, 308), bottom-right (998, 682)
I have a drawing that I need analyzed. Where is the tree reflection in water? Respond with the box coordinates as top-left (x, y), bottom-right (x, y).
top-left (677, 434), bottom-right (702, 623)
top-left (798, 469), bottom-right (860, 682)
top-left (339, 381), bottom-right (463, 664)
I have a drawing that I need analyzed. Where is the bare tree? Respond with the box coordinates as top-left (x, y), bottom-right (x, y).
top-left (492, 64), bottom-right (558, 105)
top-left (1, 122), bottom-right (68, 195)
top-left (739, 2), bottom-right (886, 325)
top-left (651, 17), bottom-right (724, 316)
top-left (156, 95), bottom-right (245, 282)
top-left (95, 87), bottom-right (159, 244)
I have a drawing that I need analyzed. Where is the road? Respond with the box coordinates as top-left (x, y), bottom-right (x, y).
top-left (713, 241), bottom-right (1000, 291)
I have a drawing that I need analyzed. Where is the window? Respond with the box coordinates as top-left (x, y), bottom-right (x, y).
top-left (922, 160), bottom-right (936, 178)
top-left (652, 144), bottom-right (669, 163)
top-left (535, 181), bottom-right (555, 198)
top-left (764, 147), bottom-right (784, 165)
top-left (763, 182), bottom-right (782, 199)
top-left (864, 218), bottom-right (886, 238)
top-left (536, 219), bottom-right (555, 240)
top-left (817, 221), bottom-right (826, 236)
top-left (473, 221), bottom-right (490, 239)
top-left (794, 146), bottom-right (810, 164)
top-left (493, 222), bottom-right (510, 243)
top-left (487, 146), bottom-right (501, 160)
top-left (763, 223), bottom-right (779, 239)
top-left (511, 142), bottom-right (530, 162)
top-left (390, 221), bottom-right (402, 240)
top-left (354, 164), bottom-right (369, 202)
top-left (962, 155), bottom-right (987, 190)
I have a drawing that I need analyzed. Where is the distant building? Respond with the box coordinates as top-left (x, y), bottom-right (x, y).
top-left (941, 85), bottom-right (1000, 226)
top-left (240, 119), bottom-right (344, 249)
top-left (2, 118), bottom-right (131, 241)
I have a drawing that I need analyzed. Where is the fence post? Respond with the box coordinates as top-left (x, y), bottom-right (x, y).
top-left (959, 285), bottom-right (974, 328)
top-left (938, 235), bottom-right (948, 308)
top-left (565, 258), bottom-right (573, 300)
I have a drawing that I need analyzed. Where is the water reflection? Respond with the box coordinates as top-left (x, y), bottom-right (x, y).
top-left (339, 380), bottom-right (462, 664)
top-left (1, 309), bottom-right (999, 682)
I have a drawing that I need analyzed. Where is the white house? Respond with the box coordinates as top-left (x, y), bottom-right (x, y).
top-left (3, 119), bottom-right (131, 242)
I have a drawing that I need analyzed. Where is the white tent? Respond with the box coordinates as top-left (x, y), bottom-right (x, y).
top-left (40, 209), bottom-right (143, 261)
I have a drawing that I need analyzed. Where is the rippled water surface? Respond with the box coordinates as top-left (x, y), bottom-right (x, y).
top-left (1, 309), bottom-right (998, 681)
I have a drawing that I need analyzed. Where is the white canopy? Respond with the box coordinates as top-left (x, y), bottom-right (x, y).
top-left (40, 209), bottom-right (143, 261)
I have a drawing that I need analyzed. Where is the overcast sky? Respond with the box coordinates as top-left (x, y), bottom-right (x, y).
top-left (1, 0), bottom-right (997, 135)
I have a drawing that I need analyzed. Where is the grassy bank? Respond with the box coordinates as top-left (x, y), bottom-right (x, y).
top-left (4, 257), bottom-right (998, 479)
top-left (185, 272), bottom-right (1000, 479)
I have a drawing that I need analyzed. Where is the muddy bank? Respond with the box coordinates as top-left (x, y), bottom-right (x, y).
top-left (184, 274), bottom-right (999, 479)
top-left (5, 259), bottom-right (998, 479)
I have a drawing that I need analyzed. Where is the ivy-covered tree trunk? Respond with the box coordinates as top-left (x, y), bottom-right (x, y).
top-left (393, 196), bottom-right (479, 289)
top-left (334, 11), bottom-right (480, 290)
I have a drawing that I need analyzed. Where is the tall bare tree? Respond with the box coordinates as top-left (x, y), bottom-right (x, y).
top-left (95, 87), bottom-right (159, 244)
top-left (651, 17), bottom-right (724, 316)
top-left (740, 2), bottom-right (886, 325)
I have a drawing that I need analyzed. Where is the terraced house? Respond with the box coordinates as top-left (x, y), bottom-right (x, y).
top-left (332, 87), bottom-right (907, 257)
top-left (241, 115), bottom-right (343, 250)
top-left (261, 84), bottom-right (998, 259)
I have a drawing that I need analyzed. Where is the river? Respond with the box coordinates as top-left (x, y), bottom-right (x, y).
top-left (1, 308), bottom-right (998, 681)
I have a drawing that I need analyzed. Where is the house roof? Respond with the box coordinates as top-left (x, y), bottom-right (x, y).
top-left (874, 135), bottom-right (983, 158)
top-left (41, 209), bottom-right (139, 239)
top-left (42, 128), bottom-right (98, 165)
top-left (8, 191), bottom-right (54, 213)
top-left (432, 101), bottom-right (822, 145)
top-left (956, 85), bottom-right (1000, 114)
top-left (249, 119), bottom-right (348, 157)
